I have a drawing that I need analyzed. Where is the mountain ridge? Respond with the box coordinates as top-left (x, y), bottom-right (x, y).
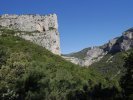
top-left (63, 28), bottom-right (133, 66)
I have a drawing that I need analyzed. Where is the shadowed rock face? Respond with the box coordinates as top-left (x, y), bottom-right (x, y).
top-left (0, 14), bottom-right (61, 55)
top-left (63, 28), bottom-right (133, 66)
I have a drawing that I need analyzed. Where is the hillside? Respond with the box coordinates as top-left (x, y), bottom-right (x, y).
top-left (89, 50), bottom-right (130, 80)
top-left (0, 27), bottom-right (120, 100)
top-left (63, 47), bottom-right (91, 60)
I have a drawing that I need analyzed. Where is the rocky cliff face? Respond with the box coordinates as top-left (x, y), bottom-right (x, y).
top-left (0, 14), bottom-right (61, 55)
top-left (105, 29), bottom-right (133, 53)
top-left (64, 28), bottom-right (133, 66)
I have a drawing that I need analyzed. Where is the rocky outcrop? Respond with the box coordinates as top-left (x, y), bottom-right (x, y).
top-left (62, 56), bottom-right (84, 66)
top-left (83, 47), bottom-right (107, 66)
top-left (0, 14), bottom-right (61, 55)
top-left (106, 30), bottom-right (133, 53)
top-left (64, 28), bottom-right (133, 66)
top-left (63, 47), bottom-right (107, 66)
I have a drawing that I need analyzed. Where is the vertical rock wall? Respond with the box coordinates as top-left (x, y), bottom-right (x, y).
top-left (0, 14), bottom-right (61, 55)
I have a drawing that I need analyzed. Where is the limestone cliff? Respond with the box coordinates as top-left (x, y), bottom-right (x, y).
top-left (63, 28), bottom-right (133, 66)
top-left (0, 14), bottom-right (61, 55)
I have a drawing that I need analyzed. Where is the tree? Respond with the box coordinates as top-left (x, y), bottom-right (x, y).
top-left (120, 52), bottom-right (133, 100)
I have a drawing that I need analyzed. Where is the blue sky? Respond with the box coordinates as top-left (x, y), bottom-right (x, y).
top-left (0, 0), bottom-right (133, 54)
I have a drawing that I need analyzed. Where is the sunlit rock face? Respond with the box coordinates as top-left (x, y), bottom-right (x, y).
top-left (0, 14), bottom-right (61, 55)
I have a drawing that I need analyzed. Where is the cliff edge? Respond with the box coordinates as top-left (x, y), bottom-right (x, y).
top-left (0, 14), bottom-right (61, 55)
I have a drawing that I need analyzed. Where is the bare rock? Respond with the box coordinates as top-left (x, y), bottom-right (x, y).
top-left (0, 14), bottom-right (61, 55)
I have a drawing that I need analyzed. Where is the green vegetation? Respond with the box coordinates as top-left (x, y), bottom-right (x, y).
top-left (0, 28), bottom-right (116, 100)
top-left (90, 50), bottom-right (133, 81)
top-left (120, 52), bottom-right (133, 99)
top-left (49, 27), bottom-right (56, 30)
top-left (90, 52), bottom-right (125, 80)
top-left (0, 27), bottom-right (132, 100)
top-left (0, 27), bottom-right (41, 37)
top-left (64, 47), bottom-right (91, 60)
top-left (0, 27), bottom-right (17, 36)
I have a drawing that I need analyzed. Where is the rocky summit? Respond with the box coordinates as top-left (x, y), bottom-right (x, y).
top-left (63, 28), bottom-right (133, 66)
top-left (0, 14), bottom-right (61, 55)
